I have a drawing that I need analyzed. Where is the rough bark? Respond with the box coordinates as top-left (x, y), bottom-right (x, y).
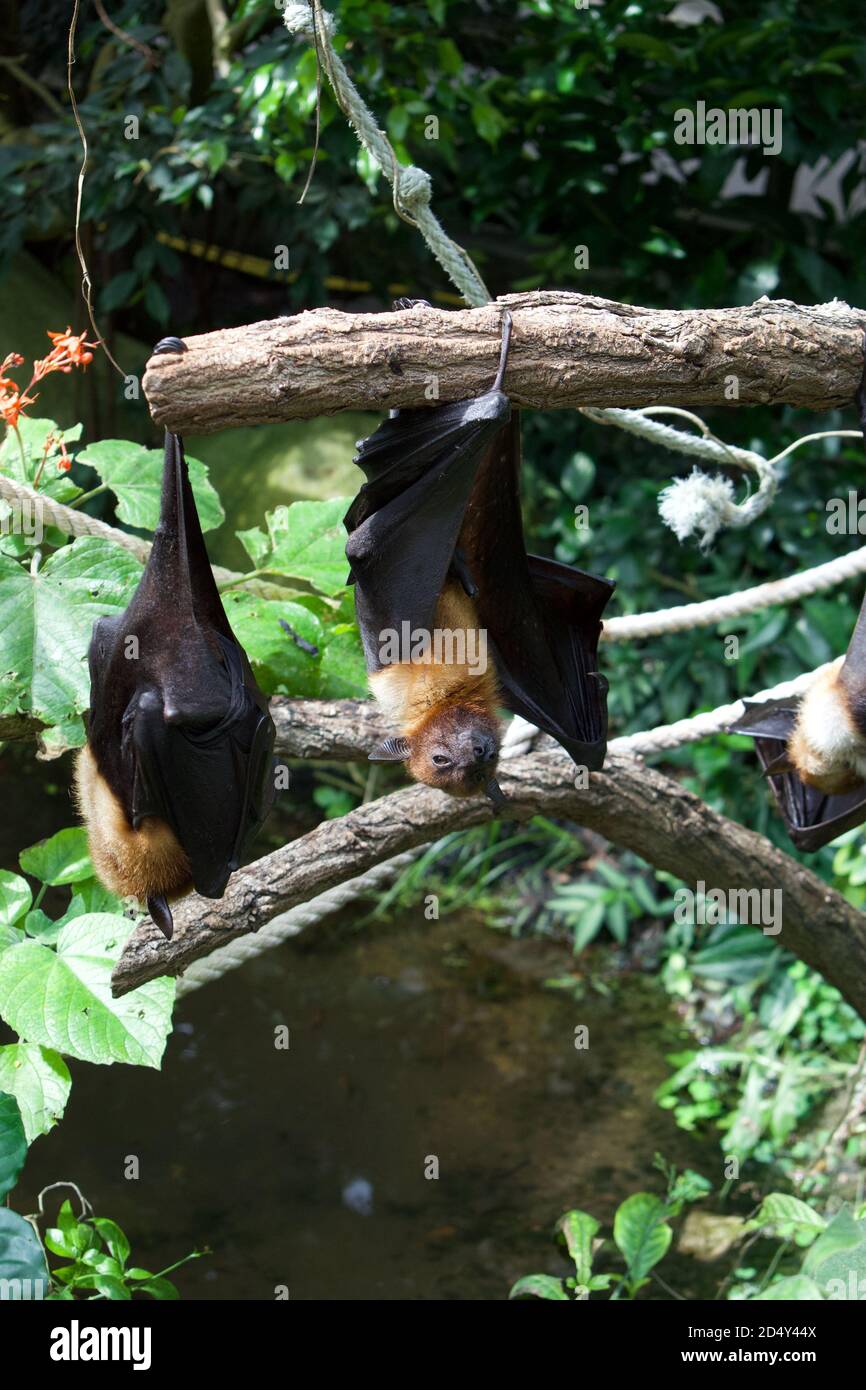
top-left (111, 749), bottom-right (866, 1021)
top-left (141, 293), bottom-right (866, 433)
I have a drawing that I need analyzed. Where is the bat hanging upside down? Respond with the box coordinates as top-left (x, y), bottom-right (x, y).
top-left (344, 299), bottom-right (615, 804)
top-left (729, 336), bottom-right (866, 849)
top-left (76, 337), bottom-right (276, 938)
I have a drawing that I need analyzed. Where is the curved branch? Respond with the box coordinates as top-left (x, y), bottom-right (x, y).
top-left (111, 749), bottom-right (866, 1021)
top-left (142, 293), bottom-right (866, 434)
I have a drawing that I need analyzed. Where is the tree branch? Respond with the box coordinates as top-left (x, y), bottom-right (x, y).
top-left (111, 748), bottom-right (866, 1021)
top-left (141, 293), bottom-right (866, 434)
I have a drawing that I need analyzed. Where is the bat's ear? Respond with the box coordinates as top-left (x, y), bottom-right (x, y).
top-left (369, 735), bottom-right (411, 762)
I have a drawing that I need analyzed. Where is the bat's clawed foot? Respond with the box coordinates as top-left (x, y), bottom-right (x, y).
top-left (152, 336), bottom-right (187, 357)
top-left (147, 894), bottom-right (174, 940)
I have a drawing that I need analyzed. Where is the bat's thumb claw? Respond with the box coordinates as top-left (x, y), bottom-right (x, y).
top-left (147, 894), bottom-right (174, 940)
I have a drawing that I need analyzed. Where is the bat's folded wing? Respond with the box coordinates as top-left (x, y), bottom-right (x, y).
top-left (345, 394), bottom-right (511, 665)
top-left (128, 638), bottom-right (275, 898)
top-left (730, 696), bottom-right (866, 850)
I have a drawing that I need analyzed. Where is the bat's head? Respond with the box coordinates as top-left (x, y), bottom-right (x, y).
top-left (371, 704), bottom-right (502, 799)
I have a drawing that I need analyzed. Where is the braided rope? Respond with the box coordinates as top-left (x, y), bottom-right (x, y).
top-left (282, 2), bottom-right (490, 307)
top-left (0, 472), bottom-right (285, 596)
top-left (603, 544), bottom-right (866, 640)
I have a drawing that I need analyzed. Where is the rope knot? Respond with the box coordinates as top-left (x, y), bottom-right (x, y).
top-left (397, 165), bottom-right (433, 212)
top-left (282, 2), bottom-right (336, 40)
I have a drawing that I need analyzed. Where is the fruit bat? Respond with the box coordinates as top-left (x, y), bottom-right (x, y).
top-left (75, 337), bottom-right (276, 938)
top-left (343, 299), bottom-right (615, 803)
top-left (729, 342), bottom-right (866, 850)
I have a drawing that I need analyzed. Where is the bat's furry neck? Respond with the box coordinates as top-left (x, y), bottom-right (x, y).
top-left (789, 658), bottom-right (866, 793)
top-left (368, 580), bottom-right (499, 733)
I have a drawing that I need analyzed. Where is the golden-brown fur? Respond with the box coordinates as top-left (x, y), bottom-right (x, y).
top-left (74, 744), bottom-right (192, 902)
top-left (787, 657), bottom-right (866, 794)
top-left (368, 582), bottom-right (501, 795)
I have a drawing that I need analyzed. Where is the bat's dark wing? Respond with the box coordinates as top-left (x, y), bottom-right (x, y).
top-left (85, 422), bottom-right (276, 907)
top-left (126, 636), bottom-right (275, 898)
top-left (461, 416), bottom-right (615, 769)
top-left (344, 390), bottom-right (511, 669)
top-left (730, 697), bottom-right (866, 851)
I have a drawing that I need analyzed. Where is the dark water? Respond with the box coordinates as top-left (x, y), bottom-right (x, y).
top-left (14, 905), bottom-right (717, 1301)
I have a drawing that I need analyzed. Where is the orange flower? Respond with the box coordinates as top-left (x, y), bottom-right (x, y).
top-left (0, 330), bottom-right (96, 431)
top-left (36, 327), bottom-right (97, 377)
top-left (0, 388), bottom-right (38, 429)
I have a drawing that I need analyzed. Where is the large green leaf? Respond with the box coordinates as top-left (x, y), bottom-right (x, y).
top-left (237, 498), bottom-right (351, 596)
top-left (0, 871), bottom-right (31, 929)
top-left (0, 537), bottom-right (141, 739)
top-left (0, 1044), bottom-right (72, 1141)
top-left (222, 593), bottom-right (324, 696)
top-left (77, 440), bottom-right (223, 532)
top-left (0, 1209), bottom-right (49, 1299)
top-left (19, 827), bottom-right (92, 886)
top-left (0, 1092), bottom-right (27, 1198)
top-left (613, 1193), bottom-right (673, 1283)
top-left (0, 914), bottom-right (174, 1067)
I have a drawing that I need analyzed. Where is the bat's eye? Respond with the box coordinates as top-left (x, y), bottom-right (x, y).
top-left (432, 754), bottom-right (452, 768)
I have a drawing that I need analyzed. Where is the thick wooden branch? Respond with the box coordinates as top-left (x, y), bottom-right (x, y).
top-left (271, 697), bottom-right (387, 760)
top-left (111, 749), bottom-right (866, 1020)
top-left (142, 293), bottom-right (866, 433)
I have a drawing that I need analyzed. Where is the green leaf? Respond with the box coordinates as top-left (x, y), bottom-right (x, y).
top-left (77, 442), bottom-right (223, 533)
top-left (0, 914), bottom-right (175, 1067)
top-left (613, 1193), bottom-right (673, 1283)
top-left (0, 1209), bottom-right (49, 1299)
top-left (23, 909), bottom-right (62, 945)
top-left (0, 1044), bottom-right (71, 1141)
top-left (508, 1273), bottom-right (569, 1300)
top-left (0, 872), bottom-right (31, 928)
top-left (0, 538), bottom-right (141, 738)
top-left (0, 1092), bottom-right (27, 1198)
top-left (19, 827), bottom-right (91, 886)
top-left (752, 1193), bottom-right (826, 1240)
top-left (557, 1209), bottom-right (600, 1284)
top-left (222, 594), bottom-right (324, 697)
top-left (240, 499), bottom-right (352, 596)
top-left (92, 1218), bottom-right (130, 1269)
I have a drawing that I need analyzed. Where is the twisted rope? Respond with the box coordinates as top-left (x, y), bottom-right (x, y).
top-left (0, 473), bottom-right (285, 597)
top-left (283, 2), bottom-right (490, 307)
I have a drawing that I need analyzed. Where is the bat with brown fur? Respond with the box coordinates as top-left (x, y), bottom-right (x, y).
top-left (76, 337), bottom-right (276, 937)
top-left (344, 300), bottom-right (615, 804)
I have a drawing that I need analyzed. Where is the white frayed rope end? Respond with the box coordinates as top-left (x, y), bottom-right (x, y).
top-left (658, 469), bottom-right (738, 549)
top-left (282, 2), bottom-right (336, 41)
